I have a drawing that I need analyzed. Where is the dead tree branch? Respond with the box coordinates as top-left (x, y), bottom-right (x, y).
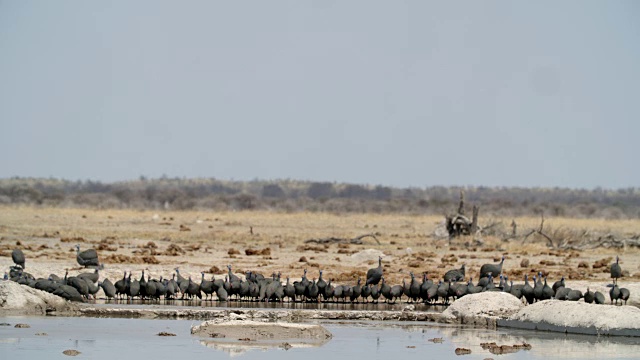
top-left (304, 233), bottom-right (381, 245)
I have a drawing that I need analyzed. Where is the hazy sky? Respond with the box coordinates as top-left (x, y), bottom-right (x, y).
top-left (1, 1), bottom-right (638, 189)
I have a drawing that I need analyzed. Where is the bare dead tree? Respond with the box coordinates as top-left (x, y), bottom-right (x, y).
top-left (445, 190), bottom-right (481, 238)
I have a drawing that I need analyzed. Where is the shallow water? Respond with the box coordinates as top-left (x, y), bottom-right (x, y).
top-left (1, 316), bottom-right (638, 359)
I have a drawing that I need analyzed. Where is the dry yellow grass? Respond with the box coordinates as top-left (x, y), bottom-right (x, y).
top-left (0, 206), bottom-right (638, 287)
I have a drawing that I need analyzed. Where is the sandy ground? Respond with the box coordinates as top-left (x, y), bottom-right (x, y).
top-left (1, 206), bottom-right (638, 305)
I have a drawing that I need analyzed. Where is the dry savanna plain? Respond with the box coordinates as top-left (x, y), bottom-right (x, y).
top-left (1, 206), bottom-right (639, 296)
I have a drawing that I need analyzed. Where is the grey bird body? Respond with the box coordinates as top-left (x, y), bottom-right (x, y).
top-left (76, 245), bottom-right (100, 268)
top-left (128, 275), bottom-right (140, 298)
top-left (427, 280), bottom-right (440, 303)
top-left (477, 276), bottom-right (491, 288)
top-left (521, 275), bottom-right (534, 304)
top-left (437, 280), bottom-right (450, 304)
top-left (610, 285), bottom-right (621, 305)
top-left (620, 288), bottom-right (630, 305)
top-left (420, 274), bottom-right (433, 302)
top-left (610, 256), bottom-right (622, 285)
top-left (12, 249), bottom-right (25, 269)
top-left (567, 289), bottom-right (583, 301)
top-left (409, 272), bottom-right (421, 301)
top-left (361, 283), bottom-right (372, 302)
top-left (284, 278), bottom-right (296, 302)
top-left (480, 256), bottom-right (504, 279)
top-left (380, 278), bottom-right (392, 303)
top-left (100, 278), bottom-right (117, 299)
top-left (317, 270), bottom-right (327, 299)
top-left (542, 277), bottom-right (554, 300)
top-left (350, 278), bottom-right (362, 303)
top-left (554, 287), bottom-right (571, 301)
top-left (216, 286), bottom-right (228, 301)
top-left (370, 284), bottom-right (380, 303)
top-left (78, 269), bottom-right (100, 284)
top-left (53, 284), bottom-right (86, 302)
top-left (552, 277), bottom-right (565, 293)
top-left (366, 256), bottom-right (383, 285)
top-left (583, 288), bottom-right (595, 303)
top-left (509, 281), bottom-right (522, 299)
top-left (199, 273), bottom-right (215, 300)
top-left (533, 276), bottom-right (543, 302)
top-left (389, 284), bottom-right (403, 303)
top-left (443, 264), bottom-right (465, 282)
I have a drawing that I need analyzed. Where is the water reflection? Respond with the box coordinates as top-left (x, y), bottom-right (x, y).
top-left (421, 324), bottom-right (640, 359)
top-left (199, 336), bottom-right (331, 357)
top-left (92, 298), bottom-right (445, 312)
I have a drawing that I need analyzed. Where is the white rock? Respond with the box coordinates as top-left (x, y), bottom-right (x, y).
top-left (0, 281), bottom-right (77, 315)
top-left (509, 299), bottom-right (640, 332)
top-left (442, 292), bottom-right (524, 320)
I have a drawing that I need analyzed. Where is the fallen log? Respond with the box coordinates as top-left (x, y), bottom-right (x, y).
top-left (304, 234), bottom-right (380, 245)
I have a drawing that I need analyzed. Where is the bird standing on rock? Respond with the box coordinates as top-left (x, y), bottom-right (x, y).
top-left (583, 288), bottom-right (595, 303)
top-left (521, 275), bottom-right (534, 304)
top-left (620, 288), bottom-right (630, 305)
top-left (366, 256), bottom-right (383, 285)
top-left (75, 245), bottom-right (100, 268)
top-left (552, 276), bottom-right (565, 293)
top-left (610, 284), bottom-right (621, 305)
top-left (12, 249), bottom-right (25, 269)
top-left (444, 264), bottom-right (465, 282)
top-left (610, 256), bottom-right (622, 285)
top-left (480, 255), bottom-right (504, 279)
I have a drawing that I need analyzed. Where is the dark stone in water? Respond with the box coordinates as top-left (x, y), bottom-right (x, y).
top-left (14, 323), bottom-right (30, 328)
top-left (157, 332), bottom-right (176, 336)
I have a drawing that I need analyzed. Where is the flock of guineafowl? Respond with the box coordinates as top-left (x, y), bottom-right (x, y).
top-left (4, 246), bottom-right (632, 306)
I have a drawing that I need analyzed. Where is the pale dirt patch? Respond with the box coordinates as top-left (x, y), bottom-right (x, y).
top-left (349, 249), bottom-right (390, 263)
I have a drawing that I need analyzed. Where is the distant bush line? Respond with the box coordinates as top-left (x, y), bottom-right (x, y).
top-left (0, 177), bottom-right (638, 219)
